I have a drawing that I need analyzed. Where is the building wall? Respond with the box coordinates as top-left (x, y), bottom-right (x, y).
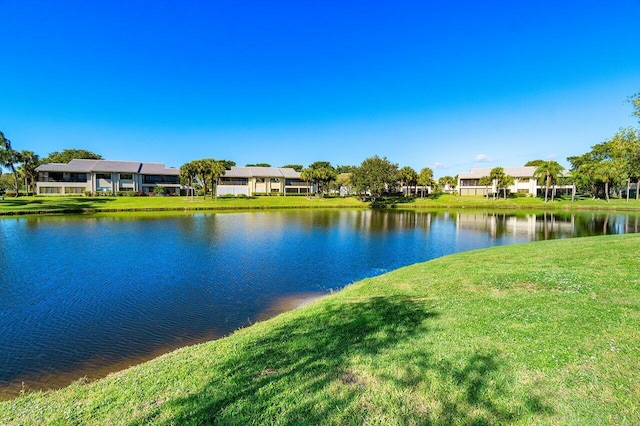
top-left (37, 172), bottom-right (180, 195)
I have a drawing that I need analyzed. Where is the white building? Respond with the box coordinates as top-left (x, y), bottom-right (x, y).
top-left (457, 166), bottom-right (571, 196)
top-left (216, 166), bottom-right (309, 196)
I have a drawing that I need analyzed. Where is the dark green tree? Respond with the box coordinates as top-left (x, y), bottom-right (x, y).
top-left (301, 161), bottom-right (337, 197)
top-left (398, 166), bottom-right (418, 196)
top-left (0, 132), bottom-right (22, 196)
top-left (351, 156), bottom-right (398, 201)
top-left (281, 164), bottom-right (304, 172)
top-left (417, 167), bottom-right (434, 198)
top-left (42, 149), bottom-right (102, 164)
top-left (18, 150), bottom-right (40, 195)
top-left (533, 161), bottom-right (564, 202)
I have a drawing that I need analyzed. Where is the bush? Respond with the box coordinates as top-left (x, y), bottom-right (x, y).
top-left (116, 190), bottom-right (138, 197)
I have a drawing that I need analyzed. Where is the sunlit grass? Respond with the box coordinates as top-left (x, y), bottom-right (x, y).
top-left (1, 234), bottom-right (638, 424)
top-left (2, 193), bottom-right (640, 216)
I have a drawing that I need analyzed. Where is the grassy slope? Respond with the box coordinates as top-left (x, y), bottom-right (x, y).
top-left (2, 194), bottom-right (640, 215)
top-left (1, 234), bottom-right (639, 425)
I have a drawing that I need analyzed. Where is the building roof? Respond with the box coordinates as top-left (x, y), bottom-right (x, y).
top-left (223, 166), bottom-right (301, 179)
top-left (458, 166), bottom-right (571, 180)
top-left (458, 167), bottom-right (538, 179)
top-left (36, 159), bottom-right (179, 175)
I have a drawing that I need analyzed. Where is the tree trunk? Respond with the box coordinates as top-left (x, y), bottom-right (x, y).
top-left (571, 182), bottom-right (576, 203)
top-left (605, 182), bottom-right (610, 202)
top-left (627, 178), bottom-right (631, 202)
top-left (637, 179), bottom-right (639, 201)
top-left (551, 184), bottom-right (555, 202)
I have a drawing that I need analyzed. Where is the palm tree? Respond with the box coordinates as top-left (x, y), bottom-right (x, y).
top-left (208, 159), bottom-right (226, 201)
top-left (180, 161), bottom-right (198, 200)
top-left (18, 150), bottom-right (40, 195)
top-left (0, 132), bottom-right (22, 196)
top-left (533, 161), bottom-right (563, 203)
top-left (478, 175), bottom-right (492, 198)
top-left (417, 167), bottom-right (434, 198)
top-left (398, 166), bottom-right (418, 196)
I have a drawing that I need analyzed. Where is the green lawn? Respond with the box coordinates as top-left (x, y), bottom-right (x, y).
top-left (1, 234), bottom-right (638, 424)
top-left (2, 193), bottom-right (640, 215)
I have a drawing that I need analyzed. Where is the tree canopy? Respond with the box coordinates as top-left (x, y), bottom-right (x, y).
top-left (41, 149), bottom-right (102, 164)
top-left (281, 164), bottom-right (303, 172)
top-left (568, 127), bottom-right (640, 201)
top-left (417, 167), bottom-right (434, 197)
top-left (301, 161), bottom-right (337, 196)
top-left (0, 131), bottom-right (22, 195)
top-left (489, 167), bottom-right (514, 199)
top-left (351, 156), bottom-right (398, 201)
top-left (533, 160), bottom-right (563, 202)
top-left (398, 166), bottom-right (418, 196)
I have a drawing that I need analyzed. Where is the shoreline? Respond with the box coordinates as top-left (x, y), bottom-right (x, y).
top-left (1, 234), bottom-right (639, 423)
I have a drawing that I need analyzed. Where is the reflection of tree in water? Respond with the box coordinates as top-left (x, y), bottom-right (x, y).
top-left (450, 211), bottom-right (640, 240)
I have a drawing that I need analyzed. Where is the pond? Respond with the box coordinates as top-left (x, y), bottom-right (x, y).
top-left (0, 209), bottom-right (638, 397)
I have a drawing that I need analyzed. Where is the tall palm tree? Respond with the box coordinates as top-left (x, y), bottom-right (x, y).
top-left (478, 175), bottom-right (492, 198)
top-left (18, 150), bottom-right (40, 195)
top-left (417, 167), bottom-right (434, 198)
top-left (533, 161), bottom-right (563, 203)
top-left (180, 161), bottom-right (198, 200)
top-left (398, 166), bottom-right (418, 196)
top-left (0, 131), bottom-right (22, 196)
top-left (208, 159), bottom-right (226, 201)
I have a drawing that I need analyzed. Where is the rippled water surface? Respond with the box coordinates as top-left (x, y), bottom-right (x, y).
top-left (0, 209), bottom-right (638, 397)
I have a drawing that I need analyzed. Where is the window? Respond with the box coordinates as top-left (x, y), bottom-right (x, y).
top-left (39, 187), bottom-right (61, 194)
top-left (142, 175), bottom-right (179, 184)
top-left (69, 173), bottom-right (87, 182)
top-left (96, 173), bottom-right (111, 180)
top-left (65, 187), bottom-right (84, 194)
top-left (271, 178), bottom-right (280, 183)
top-left (219, 177), bottom-right (248, 185)
top-left (256, 177), bottom-right (265, 183)
top-left (120, 173), bottom-right (133, 180)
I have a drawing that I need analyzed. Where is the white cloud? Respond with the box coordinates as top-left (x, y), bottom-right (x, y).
top-left (474, 154), bottom-right (494, 163)
top-left (433, 162), bottom-right (448, 170)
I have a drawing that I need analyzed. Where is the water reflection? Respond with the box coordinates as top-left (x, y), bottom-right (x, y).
top-left (0, 209), bottom-right (638, 398)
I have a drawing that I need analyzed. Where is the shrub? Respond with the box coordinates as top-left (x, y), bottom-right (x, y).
top-left (153, 186), bottom-right (166, 196)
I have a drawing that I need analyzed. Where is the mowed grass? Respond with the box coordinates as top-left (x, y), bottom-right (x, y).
top-left (2, 194), bottom-right (640, 215)
top-left (1, 234), bottom-right (639, 424)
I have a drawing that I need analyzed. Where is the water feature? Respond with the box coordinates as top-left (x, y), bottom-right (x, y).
top-left (0, 209), bottom-right (638, 397)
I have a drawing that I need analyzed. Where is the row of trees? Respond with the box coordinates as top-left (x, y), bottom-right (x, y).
top-left (559, 93), bottom-right (640, 202)
top-left (299, 157), bottom-right (454, 201)
top-left (0, 133), bottom-right (103, 195)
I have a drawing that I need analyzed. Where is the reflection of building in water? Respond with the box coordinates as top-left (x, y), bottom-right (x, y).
top-left (454, 212), bottom-right (575, 239)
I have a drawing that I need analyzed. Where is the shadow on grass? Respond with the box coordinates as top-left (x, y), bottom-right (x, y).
top-left (370, 196), bottom-right (417, 209)
top-left (0, 197), bottom-right (112, 213)
top-left (139, 296), bottom-right (551, 425)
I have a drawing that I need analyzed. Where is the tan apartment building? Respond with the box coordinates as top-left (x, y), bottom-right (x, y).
top-left (216, 166), bottom-right (309, 196)
top-left (457, 166), bottom-right (571, 196)
top-left (36, 159), bottom-right (181, 195)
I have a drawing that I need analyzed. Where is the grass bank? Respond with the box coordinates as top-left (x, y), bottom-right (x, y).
top-left (2, 194), bottom-right (640, 216)
top-left (1, 234), bottom-right (638, 424)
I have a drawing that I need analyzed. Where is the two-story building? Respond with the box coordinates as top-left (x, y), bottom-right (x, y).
top-left (36, 159), bottom-right (181, 195)
top-left (457, 166), bottom-right (571, 196)
top-left (216, 166), bottom-right (308, 196)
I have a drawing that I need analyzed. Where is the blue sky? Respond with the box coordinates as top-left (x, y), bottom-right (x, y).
top-left (1, 1), bottom-right (639, 177)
